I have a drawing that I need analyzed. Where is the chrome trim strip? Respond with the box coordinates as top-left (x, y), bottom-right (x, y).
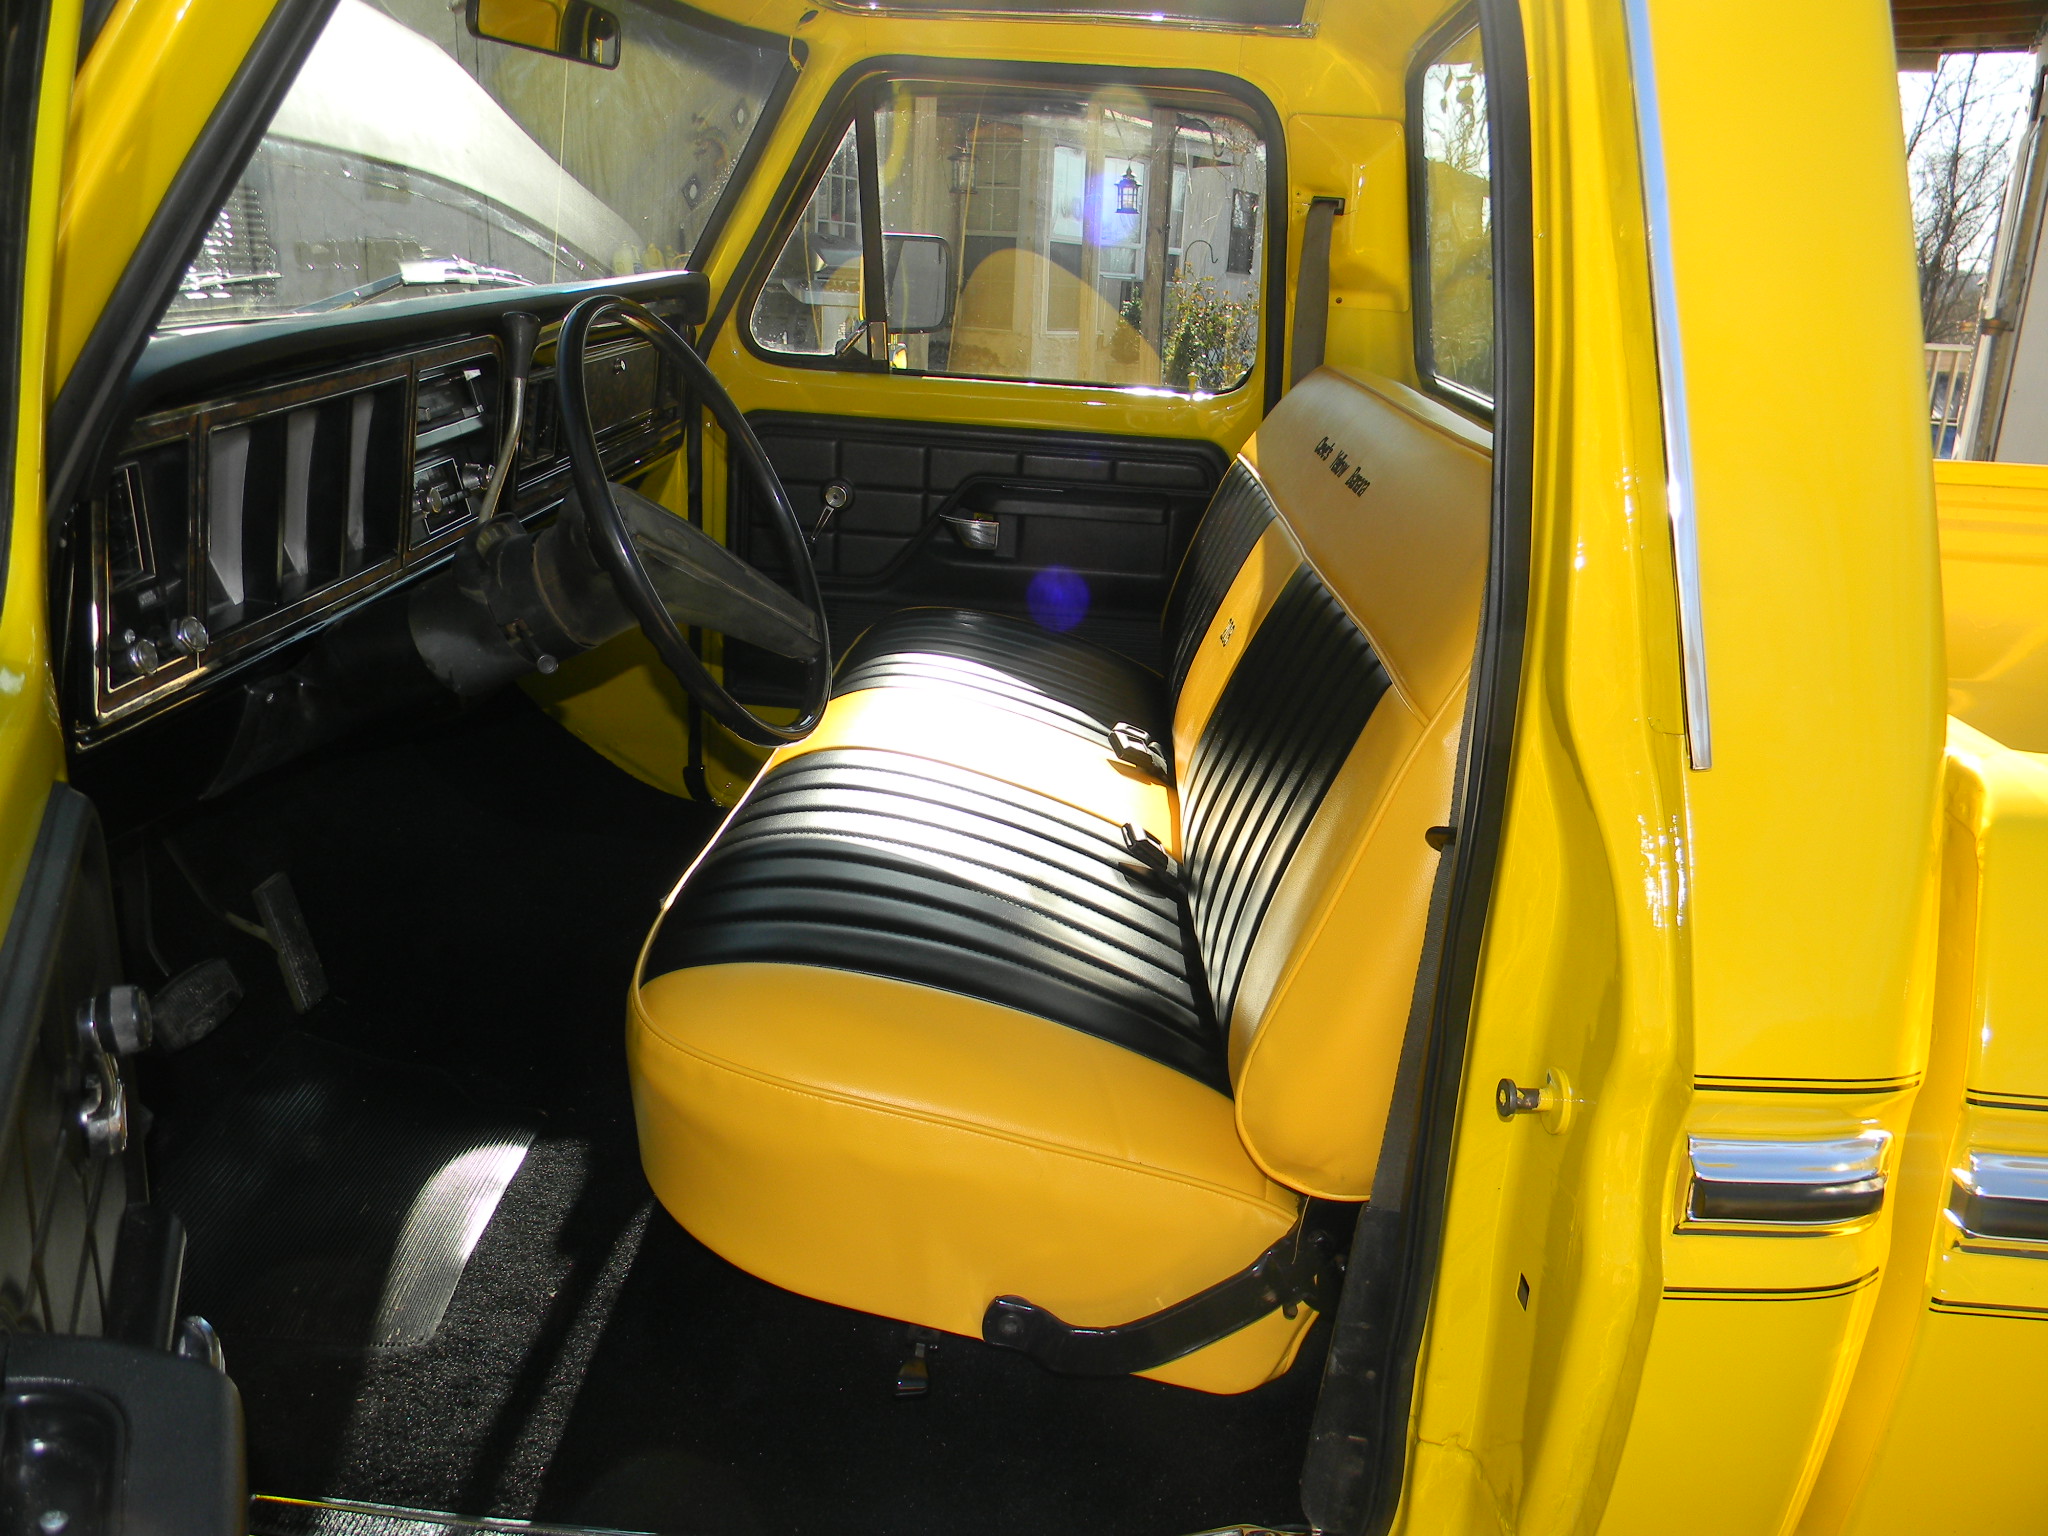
top-left (1950, 1149), bottom-right (2048, 1243)
top-left (1686, 1132), bottom-right (1890, 1226)
top-left (1621, 0), bottom-right (1712, 770)
top-left (1963, 1149), bottom-right (2048, 1204)
top-left (816, 0), bottom-right (1315, 33)
top-left (1691, 1132), bottom-right (1890, 1186)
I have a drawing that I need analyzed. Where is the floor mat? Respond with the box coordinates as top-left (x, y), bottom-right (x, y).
top-left (159, 1033), bottom-right (533, 1350)
top-left (531, 1209), bottom-right (1330, 1536)
top-left (249, 1495), bottom-right (651, 1536)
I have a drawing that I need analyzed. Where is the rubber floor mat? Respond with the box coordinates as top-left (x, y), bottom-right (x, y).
top-left (159, 1033), bottom-right (533, 1350)
top-left (248, 1495), bottom-right (650, 1536)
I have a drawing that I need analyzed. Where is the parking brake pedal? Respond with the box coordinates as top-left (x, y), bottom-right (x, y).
top-left (251, 874), bottom-right (329, 1013)
top-left (151, 959), bottom-right (244, 1053)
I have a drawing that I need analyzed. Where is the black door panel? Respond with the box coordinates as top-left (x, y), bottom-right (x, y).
top-left (727, 414), bottom-right (1226, 702)
top-left (0, 785), bottom-right (125, 1336)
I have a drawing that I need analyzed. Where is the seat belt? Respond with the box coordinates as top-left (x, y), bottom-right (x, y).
top-left (1290, 196), bottom-right (1345, 388)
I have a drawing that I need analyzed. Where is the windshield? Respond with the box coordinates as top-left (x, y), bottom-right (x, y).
top-left (160, 0), bottom-right (781, 329)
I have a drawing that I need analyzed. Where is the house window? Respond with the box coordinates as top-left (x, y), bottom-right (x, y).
top-left (815, 134), bottom-right (860, 243)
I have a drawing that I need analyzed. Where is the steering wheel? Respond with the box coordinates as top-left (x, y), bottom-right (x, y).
top-left (555, 293), bottom-right (831, 747)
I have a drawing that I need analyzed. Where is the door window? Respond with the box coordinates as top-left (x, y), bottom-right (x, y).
top-left (749, 82), bottom-right (1271, 395)
top-left (1413, 18), bottom-right (1493, 405)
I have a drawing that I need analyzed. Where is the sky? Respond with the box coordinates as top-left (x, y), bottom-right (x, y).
top-left (1899, 51), bottom-right (2035, 149)
top-left (1900, 52), bottom-right (2037, 270)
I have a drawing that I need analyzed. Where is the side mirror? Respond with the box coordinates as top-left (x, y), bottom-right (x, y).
top-left (882, 233), bottom-right (954, 335)
top-left (465, 0), bottom-right (622, 67)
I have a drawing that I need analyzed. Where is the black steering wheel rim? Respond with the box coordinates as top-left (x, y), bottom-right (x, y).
top-left (555, 293), bottom-right (831, 747)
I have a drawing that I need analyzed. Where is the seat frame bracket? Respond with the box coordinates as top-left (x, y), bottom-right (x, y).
top-left (980, 1225), bottom-right (1336, 1376)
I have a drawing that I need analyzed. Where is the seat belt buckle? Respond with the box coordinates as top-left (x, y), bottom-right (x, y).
top-left (1109, 722), bottom-right (1169, 780)
top-left (1119, 822), bottom-right (1182, 889)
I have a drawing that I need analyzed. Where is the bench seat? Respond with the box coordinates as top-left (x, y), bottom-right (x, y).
top-left (628, 370), bottom-right (1493, 1392)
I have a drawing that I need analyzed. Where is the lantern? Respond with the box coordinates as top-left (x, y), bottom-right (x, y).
top-left (1115, 167), bottom-right (1141, 215)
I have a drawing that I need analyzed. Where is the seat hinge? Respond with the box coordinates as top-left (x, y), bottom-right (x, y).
top-left (1109, 721), bottom-right (1170, 780)
top-left (1119, 822), bottom-right (1183, 890)
top-left (981, 1226), bottom-right (1337, 1377)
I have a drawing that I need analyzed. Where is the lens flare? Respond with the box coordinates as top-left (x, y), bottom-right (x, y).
top-left (1026, 567), bottom-right (1090, 633)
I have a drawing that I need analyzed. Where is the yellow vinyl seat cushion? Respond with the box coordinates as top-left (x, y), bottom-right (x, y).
top-left (631, 963), bottom-right (1311, 1392)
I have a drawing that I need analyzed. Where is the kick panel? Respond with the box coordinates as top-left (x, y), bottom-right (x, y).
top-left (729, 414), bottom-right (1227, 702)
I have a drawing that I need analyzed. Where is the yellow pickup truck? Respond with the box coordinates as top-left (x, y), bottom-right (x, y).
top-left (0, 0), bottom-right (2037, 1532)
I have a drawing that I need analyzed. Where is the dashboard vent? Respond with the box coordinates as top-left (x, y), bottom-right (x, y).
top-left (204, 382), bottom-right (407, 634)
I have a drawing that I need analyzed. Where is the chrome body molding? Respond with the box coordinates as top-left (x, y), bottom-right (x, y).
top-left (1686, 1131), bottom-right (1891, 1226)
top-left (1621, 0), bottom-right (1713, 770)
top-left (1951, 1149), bottom-right (2048, 1243)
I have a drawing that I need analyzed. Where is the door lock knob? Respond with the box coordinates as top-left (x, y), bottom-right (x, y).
top-left (1496, 1069), bottom-right (1573, 1133)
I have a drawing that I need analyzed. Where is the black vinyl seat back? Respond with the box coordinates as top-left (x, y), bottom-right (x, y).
top-left (1181, 566), bottom-right (1391, 1027)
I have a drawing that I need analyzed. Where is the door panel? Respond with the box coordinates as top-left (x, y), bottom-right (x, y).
top-left (727, 413), bottom-right (1226, 702)
top-left (0, 785), bottom-right (125, 1335)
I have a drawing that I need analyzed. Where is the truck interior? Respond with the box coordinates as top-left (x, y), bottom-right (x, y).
top-left (31, 0), bottom-right (1528, 1530)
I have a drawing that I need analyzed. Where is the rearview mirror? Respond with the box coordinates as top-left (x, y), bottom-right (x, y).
top-left (882, 233), bottom-right (954, 335)
top-left (465, 0), bottom-right (622, 67)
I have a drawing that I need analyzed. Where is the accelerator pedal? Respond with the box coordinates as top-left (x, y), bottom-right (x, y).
top-left (250, 872), bottom-right (329, 1013)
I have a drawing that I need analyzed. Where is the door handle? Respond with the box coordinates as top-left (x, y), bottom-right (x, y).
top-left (74, 985), bottom-right (152, 1158)
top-left (1687, 1132), bottom-right (1890, 1224)
top-left (940, 513), bottom-right (1000, 552)
top-left (1951, 1149), bottom-right (2048, 1242)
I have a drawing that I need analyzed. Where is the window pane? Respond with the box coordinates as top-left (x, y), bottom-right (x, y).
top-left (162, 0), bottom-right (781, 329)
top-left (751, 124), bottom-right (866, 356)
top-left (750, 84), bottom-right (1268, 393)
top-left (1420, 24), bottom-right (1493, 401)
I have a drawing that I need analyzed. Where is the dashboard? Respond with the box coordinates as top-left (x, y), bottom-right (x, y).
top-left (63, 272), bottom-right (706, 753)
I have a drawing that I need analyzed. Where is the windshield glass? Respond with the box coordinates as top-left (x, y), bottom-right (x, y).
top-left (160, 0), bottom-right (781, 329)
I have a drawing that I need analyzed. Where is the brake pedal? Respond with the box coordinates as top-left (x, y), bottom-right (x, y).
top-left (251, 873), bottom-right (329, 1013)
top-left (151, 959), bottom-right (244, 1052)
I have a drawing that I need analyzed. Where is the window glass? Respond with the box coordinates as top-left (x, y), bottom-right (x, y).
top-left (161, 0), bottom-right (782, 329)
top-left (750, 124), bottom-right (864, 356)
top-left (750, 84), bottom-right (1269, 394)
top-left (1418, 23), bottom-right (1493, 402)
